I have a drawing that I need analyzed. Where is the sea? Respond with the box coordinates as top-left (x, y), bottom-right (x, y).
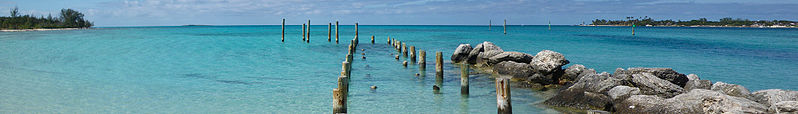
top-left (1, 25), bottom-right (796, 113)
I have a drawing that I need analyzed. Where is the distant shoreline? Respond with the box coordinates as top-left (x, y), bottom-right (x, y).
top-left (578, 24), bottom-right (797, 28)
top-left (0, 28), bottom-right (84, 32)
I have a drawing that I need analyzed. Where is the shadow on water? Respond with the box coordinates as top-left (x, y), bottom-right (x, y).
top-left (577, 34), bottom-right (798, 61)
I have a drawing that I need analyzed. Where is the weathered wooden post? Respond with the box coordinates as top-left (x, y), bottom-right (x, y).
top-left (496, 78), bottom-right (512, 114)
top-left (503, 19), bottom-right (507, 34)
top-left (371, 35), bottom-right (375, 44)
top-left (355, 23), bottom-right (359, 39)
top-left (328, 23), bottom-right (331, 42)
top-left (435, 52), bottom-right (443, 77)
top-left (332, 88), bottom-right (345, 113)
top-left (489, 20), bottom-right (492, 30)
top-left (409, 46), bottom-right (416, 63)
top-left (461, 65), bottom-right (469, 95)
top-left (402, 43), bottom-right (407, 57)
top-left (387, 37), bottom-right (391, 44)
top-left (307, 20), bottom-right (310, 43)
top-left (303, 23), bottom-right (306, 41)
top-left (335, 21), bottom-right (339, 43)
top-left (419, 50), bottom-right (426, 70)
top-left (281, 19), bottom-right (285, 42)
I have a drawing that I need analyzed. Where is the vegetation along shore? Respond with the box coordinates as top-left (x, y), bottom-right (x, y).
top-left (451, 41), bottom-right (798, 113)
top-left (588, 17), bottom-right (797, 28)
top-left (0, 7), bottom-right (92, 31)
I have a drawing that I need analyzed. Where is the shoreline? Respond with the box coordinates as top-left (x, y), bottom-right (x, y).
top-left (0, 28), bottom-right (84, 32)
top-left (579, 24), bottom-right (798, 28)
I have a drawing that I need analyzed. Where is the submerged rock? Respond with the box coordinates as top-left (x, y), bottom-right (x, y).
top-left (451, 44), bottom-right (472, 63)
top-left (466, 41), bottom-right (503, 64)
top-left (751, 89), bottom-right (798, 107)
top-left (615, 68), bottom-right (689, 87)
top-left (493, 61), bottom-right (534, 79)
top-left (487, 51), bottom-right (534, 65)
top-left (711, 81), bottom-right (752, 98)
top-left (529, 50), bottom-right (569, 74)
top-left (630, 73), bottom-right (685, 98)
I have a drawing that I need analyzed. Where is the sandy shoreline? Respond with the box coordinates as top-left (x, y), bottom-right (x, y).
top-left (0, 28), bottom-right (83, 32)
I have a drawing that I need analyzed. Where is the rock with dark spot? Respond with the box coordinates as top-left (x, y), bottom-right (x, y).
top-left (529, 50), bottom-right (569, 74)
top-left (487, 51), bottom-right (534, 65)
top-left (711, 81), bottom-right (751, 98)
top-left (615, 68), bottom-right (689, 87)
top-left (466, 41), bottom-right (503, 64)
top-left (493, 61), bottom-right (534, 80)
top-left (684, 80), bottom-right (711, 91)
top-left (751, 89), bottom-right (798, 107)
top-left (630, 73), bottom-right (685, 98)
top-left (451, 44), bottom-right (472, 63)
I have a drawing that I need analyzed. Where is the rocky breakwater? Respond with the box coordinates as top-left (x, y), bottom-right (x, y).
top-left (451, 41), bottom-right (798, 113)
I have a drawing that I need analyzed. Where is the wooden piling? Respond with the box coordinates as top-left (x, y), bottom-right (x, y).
top-left (332, 88), bottom-right (346, 113)
top-left (503, 19), bottom-right (507, 34)
top-left (328, 23), bottom-right (332, 42)
top-left (303, 24), bottom-right (306, 41)
top-left (307, 20), bottom-right (310, 43)
top-left (387, 37), bottom-right (391, 44)
top-left (496, 78), bottom-right (512, 114)
top-left (402, 43), bottom-right (407, 57)
top-left (335, 21), bottom-right (339, 43)
top-left (489, 20), bottom-right (492, 30)
top-left (435, 52), bottom-right (443, 75)
top-left (419, 50), bottom-right (426, 70)
top-left (409, 46), bottom-right (416, 62)
top-left (355, 23), bottom-right (359, 39)
top-left (371, 35), bottom-right (375, 44)
top-left (281, 19), bottom-right (285, 42)
top-left (461, 65), bottom-right (469, 95)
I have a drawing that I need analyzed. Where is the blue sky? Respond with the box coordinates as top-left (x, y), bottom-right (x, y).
top-left (1, 0), bottom-right (797, 26)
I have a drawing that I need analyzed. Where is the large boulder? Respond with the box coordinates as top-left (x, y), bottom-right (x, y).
top-left (686, 74), bottom-right (700, 81)
top-left (451, 44), bottom-right (472, 63)
top-left (615, 68), bottom-right (689, 87)
top-left (529, 50), bottom-right (569, 74)
top-left (562, 64), bottom-right (587, 82)
top-left (772, 101), bottom-right (798, 113)
top-left (487, 51), bottom-right (533, 65)
top-left (615, 89), bottom-right (767, 114)
top-left (466, 41), bottom-right (503, 64)
top-left (543, 88), bottom-right (613, 110)
top-left (751, 89), bottom-right (798, 107)
top-left (683, 80), bottom-right (711, 91)
top-left (630, 73), bottom-right (685, 98)
top-left (711, 82), bottom-right (752, 98)
top-left (475, 50), bottom-right (503, 66)
top-left (493, 61), bottom-right (534, 79)
top-left (567, 72), bottom-right (623, 93)
top-left (608, 86), bottom-right (641, 101)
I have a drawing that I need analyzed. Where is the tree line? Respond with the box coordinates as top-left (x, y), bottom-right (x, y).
top-left (0, 7), bottom-right (93, 29)
top-left (591, 16), bottom-right (797, 27)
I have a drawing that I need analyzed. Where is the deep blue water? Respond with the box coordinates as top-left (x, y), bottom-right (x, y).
top-left (1, 25), bottom-right (796, 113)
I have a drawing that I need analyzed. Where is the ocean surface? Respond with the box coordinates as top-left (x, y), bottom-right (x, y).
top-left (1, 25), bottom-right (796, 113)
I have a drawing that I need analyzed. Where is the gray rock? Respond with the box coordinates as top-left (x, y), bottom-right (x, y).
top-left (543, 88), bottom-right (613, 110)
top-left (529, 50), bottom-right (569, 74)
top-left (475, 50), bottom-right (503, 66)
top-left (586, 110), bottom-right (610, 114)
top-left (568, 72), bottom-right (623, 93)
top-left (751, 89), bottom-right (798, 107)
top-left (687, 74), bottom-right (699, 81)
top-left (466, 41), bottom-right (503, 64)
top-left (615, 67), bottom-right (690, 87)
top-left (711, 81), bottom-right (752, 98)
top-left (451, 44), bottom-right (472, 63)
top-left (615, 89), bottom-right (767, 114)
top-left (493, 61), bottom-right (534, 79)
top-left (772, 101), bottom-right (798, 113)
top-left (608, 86), bottom-right (641, 100)
top-left (630, 73), bottom-right (685, 98)
top-left (684, 80), bottom-right (711, 91)
top-left (563, 64), bottom-right (585, 81)
top-left (487, 51), bottom-right (534, 65)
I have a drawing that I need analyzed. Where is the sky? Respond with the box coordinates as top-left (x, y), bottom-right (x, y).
top-left (1, 0), bottom-right (797, 26)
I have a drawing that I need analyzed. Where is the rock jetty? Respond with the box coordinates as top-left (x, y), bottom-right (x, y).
top-left (451, 41), bottom-right (798, 113)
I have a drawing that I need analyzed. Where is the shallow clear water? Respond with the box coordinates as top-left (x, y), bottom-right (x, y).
top-left (1, 25), bottom-right (796, 113)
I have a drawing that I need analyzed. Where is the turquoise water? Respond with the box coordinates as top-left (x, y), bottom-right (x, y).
top-left (1, 25), bottom-right (796, 113)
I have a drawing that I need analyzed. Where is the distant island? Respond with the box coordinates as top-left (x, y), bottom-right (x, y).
top-left (0, 7), bottom-right (92, 30)
top-left (588, 16), bottom-right (797, 28)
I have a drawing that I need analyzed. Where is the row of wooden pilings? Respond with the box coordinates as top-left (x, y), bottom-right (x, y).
top-left (281, 19), bottom-right (347, 43)
top-left (332, 22), bottom-right (360, 114)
